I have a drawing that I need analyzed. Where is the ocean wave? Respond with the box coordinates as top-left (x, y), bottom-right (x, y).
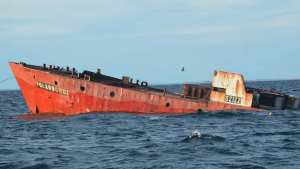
top-left (182, 130), bottom-right (226, 143)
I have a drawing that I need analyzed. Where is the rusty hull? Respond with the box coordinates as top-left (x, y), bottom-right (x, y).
top-left (9, 62), bottom-right (264, 116)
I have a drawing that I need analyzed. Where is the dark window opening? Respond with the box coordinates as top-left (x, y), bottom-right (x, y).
top-left (35, 106), bottom-right (39, 114)
top-left (194, 88), bottom-right (199, 98)
top-left (110, 91), bottom-right (115, 97)
top-left (212, 87), bottom-right (226, 92)
top-left (166, 102), bottom-right (170, 107)
top-left (188, 86), bottom-right (193, 96)
top-left (199, 89), bottom-right (205, 98)
top-left (80, 86), bottom-right (85, 92)
top-left (54, 81), bottom-right (58, 85)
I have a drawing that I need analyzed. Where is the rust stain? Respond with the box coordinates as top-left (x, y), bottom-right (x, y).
top-left (210, 71), bottom-right (253, 107)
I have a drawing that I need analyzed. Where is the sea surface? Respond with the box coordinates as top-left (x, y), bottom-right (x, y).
top-left (0, 81), bottom-right (300, 169)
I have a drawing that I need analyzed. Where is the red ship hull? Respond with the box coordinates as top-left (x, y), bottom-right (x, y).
top-left (9, 62), bottom-right (259, 115)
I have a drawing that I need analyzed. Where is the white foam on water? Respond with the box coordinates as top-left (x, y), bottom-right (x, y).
top-left (191, 130), bottom-right (202, 138)
top-left (149, 116), bottom-right (162, 120)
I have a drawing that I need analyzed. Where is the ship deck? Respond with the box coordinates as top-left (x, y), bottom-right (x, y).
top-left (20, 62), bottom-right (206, 102)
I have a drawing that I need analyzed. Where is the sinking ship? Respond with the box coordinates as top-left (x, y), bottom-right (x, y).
top-left (9, 62), bottom-right (300, 115)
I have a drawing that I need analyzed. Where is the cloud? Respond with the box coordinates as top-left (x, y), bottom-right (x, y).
top-left (190, 0), bottom-right (257, 10)
top-left (169, 13), bottom-right (300, 40)
top-left (2, 23), bottom-right (73, 38)
top-left (1, 0), bottom-right (299, 39)
top-left (0, 0), bottom-right (126, 20)
top-left (125, 11), bottom-right (300, 43)
top-left (0, 0), bottom-right (132, 38)
top-left (260, 14), bottom-right (300, 29)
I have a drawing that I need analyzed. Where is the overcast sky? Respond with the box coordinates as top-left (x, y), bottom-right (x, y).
top-left (1, 0), bottom-right (300, 89)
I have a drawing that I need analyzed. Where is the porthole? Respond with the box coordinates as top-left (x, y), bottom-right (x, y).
top-left (166, 102), bottom-right (170, 107)
top-left (54, 81), bottom-right (58, 85)
top-left (80, 86), bottom-right (85, 92)
top-left (110, 91), bottom-right (115, 97)
top-left (197, 109), bottom-right (203, 113)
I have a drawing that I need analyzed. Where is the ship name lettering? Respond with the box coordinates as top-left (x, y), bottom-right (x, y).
top-left (36, 82), bottom-right (69, 96)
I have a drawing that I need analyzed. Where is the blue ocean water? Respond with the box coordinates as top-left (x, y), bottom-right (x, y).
top-left (0, 81), bottom-right (300, 169)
